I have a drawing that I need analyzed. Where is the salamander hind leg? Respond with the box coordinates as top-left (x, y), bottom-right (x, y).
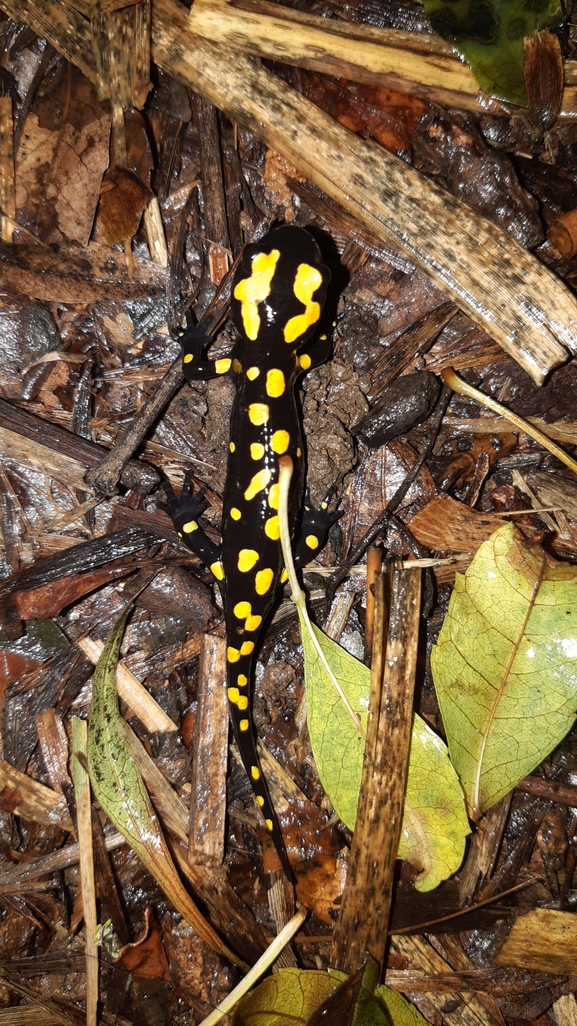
top-left (294, 486), bottom-right (343, 568)
top-left (160, 471), bottom-right (221, 574)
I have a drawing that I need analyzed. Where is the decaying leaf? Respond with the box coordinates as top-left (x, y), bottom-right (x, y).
top-left (233, 968), bottom-right (337, 1026)
top-left (99, 166), bottom-right (153, 246)
top-left (432, 522), bottom-right (577, 818)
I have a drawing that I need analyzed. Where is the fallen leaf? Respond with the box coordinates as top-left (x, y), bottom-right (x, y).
top-left (99, 166), bottom-right (153, 246)
top-left (432, 522), bottom-right (577, 818)
top-left (303, 622), bottom-right (469, 891)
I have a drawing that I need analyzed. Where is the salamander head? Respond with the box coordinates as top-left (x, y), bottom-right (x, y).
top-left (231, 226), bottom-right (330, 350)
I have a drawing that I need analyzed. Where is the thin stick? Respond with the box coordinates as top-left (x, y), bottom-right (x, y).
top-left (197, 908), bottom-right (307, 1026)
top-left (71, 718), bottom-right (98, 1026)
top-left (442, 367), bottom-right (577, 476)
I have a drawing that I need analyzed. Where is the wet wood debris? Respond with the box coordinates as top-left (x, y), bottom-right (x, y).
top-left (0, 0), bottom-right (576, 1022)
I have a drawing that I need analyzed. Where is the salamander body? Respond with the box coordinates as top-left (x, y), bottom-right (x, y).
top-left (166, 226), bottom-right (336, 873)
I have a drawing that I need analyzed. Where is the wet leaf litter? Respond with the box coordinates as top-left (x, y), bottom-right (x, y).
top-left (0, 0), bottom-right (577, 1023)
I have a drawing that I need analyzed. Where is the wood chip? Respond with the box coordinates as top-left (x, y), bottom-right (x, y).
top-left (408, 495), bottom-right (508, 552)
top-left (0, 760), bottom-right (73, 831)
top-left (495, 908), bottom-right (577, 975)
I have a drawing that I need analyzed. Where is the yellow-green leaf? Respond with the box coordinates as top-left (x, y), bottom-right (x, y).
top-left (431, 522), bottom-right (577, 819)
top-left (276, 454), bottom-right (467, 890)
top-left (302, 615), bottom-right (469, 891)
top-left (234, 962), bottom-right (395, 1026)
top-left (87, 602), bottom-right (245, 969)
top-left (375, 985), bottom-right (430, 1026)
top-left (233, 968), bottom-right (337, 1025)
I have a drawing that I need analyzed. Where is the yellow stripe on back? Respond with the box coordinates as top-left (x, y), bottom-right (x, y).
top-left (234, 249), bottom-right (280, 340)
top-left (284, 263), bottom-right (323, 343)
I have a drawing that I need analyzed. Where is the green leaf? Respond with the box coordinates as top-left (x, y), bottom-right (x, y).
top-left (87, 602), bottom-right (245, 969)
top-left (234, 962), bottom-right (395, 1026)
top-left (422, 0), bottom-right (562, 104)
top-left (330, 960), bottom-right (429, 1026)
top-left (233, 968), bottom-right (337, 1025)
top-left (431, 522), bottom-right (577, 818)
top-left (302, 616), bottom-right (469, 891)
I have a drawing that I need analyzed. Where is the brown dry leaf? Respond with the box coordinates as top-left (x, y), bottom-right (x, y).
top-left (116, 908), bottom-right (170, 981)
top-left (408, 494), bottom-right (508, 552)
top-left (0, 239), bottom-right (164, 302)
top-left (495, 909), bottom-right (577, 974)
top-left (99, 167), bottom-right (153, 246)
top-left (294, 852), bottom-right (348, 926)
top-left (340, 440), bottom-right (437, 554)
top-left (524, 29), bottom-right (564, 131)
top-left (125, 109), bottom-right (154, 187)
top-left (5, 566), bottom-right (134, 621)
top-left (15, 66), bottom-right (111, 246)
top-left (288, 70), bottom-right (427, 153)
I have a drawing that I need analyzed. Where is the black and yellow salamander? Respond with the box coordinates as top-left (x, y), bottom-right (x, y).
top-left (164, 225), bottom-right (340, 876)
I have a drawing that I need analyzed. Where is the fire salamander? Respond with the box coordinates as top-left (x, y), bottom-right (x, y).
top-left (164, 226), bottom-right (340, 875)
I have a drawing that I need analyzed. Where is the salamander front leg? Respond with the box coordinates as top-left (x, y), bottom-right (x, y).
top-left (178, 312), bottom-right (237, 383)
top-left (161, 471), bottom-right (224, 580)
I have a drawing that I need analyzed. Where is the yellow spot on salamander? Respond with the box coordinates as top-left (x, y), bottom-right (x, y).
top-left (271, 429), bottom-right (290, 454)
top-left (266, 368), bottom-right (285, 397)
top-left (255, 568), bottom-right (274, 595)
top-left (245, 468), bottom-right (271, 500)
top-left (268, 483), bottom-right (279, 510)
top-left (230, 507), bottom-right (241, 520)
top-left (299, 353), bottom-right (311, 370)
top-left (240, 641), bottom-right (254, 656)
top-left (284, 263), bottom-right (323, 343)
top-left (248, 403), bottom-right (269, 426)
top-left (265, 819), bottom-right (274, 831)
top-left (234, 249), bottom-right (280, 340)
top-left (239, 719), bottom-right (250, 732)
top-left (234, 601), bottom-right (251, 618)
top-left (245, 614), bottom-right (262, 631)
top-left (247, 366), bottom-right (260, 380)
top-left (280, 568), bottom-right (288, 583)
top-left (228, 687), bottom-right (240, 703)
top-left (250, 442), bottom-right (265, 461)
top-left (237, 695), bottom-right (249, 710)
top-left (211, 561), bottom-right (224, 580)
top-left (306, 535), bottom-right (319, 549)
top-left (182, 520), bottom-right (198, 533)
top-left (296, 447), bottom-right (302, 457)
top-left (215, 358), bottom-right (232, 374)
top-left (227, 647), bottom-right (240, 662)
top-left (183, 353), bottom-right (193, 364)
top-left (238, 674), bottom-right (248, 686)
top-left (251, 766), bottom-right (261, 780)
top-left (230, 442), bottom-right (235, 452)
top-left (264, 515), bottom-right (280, 540)
top-left (257, 795), bottom-right (265, 806)
top-left (238, 549), bottom-right (259, 572)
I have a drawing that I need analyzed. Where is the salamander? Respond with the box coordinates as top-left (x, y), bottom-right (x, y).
top-left (164, 226), bottom-right (339, 875)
